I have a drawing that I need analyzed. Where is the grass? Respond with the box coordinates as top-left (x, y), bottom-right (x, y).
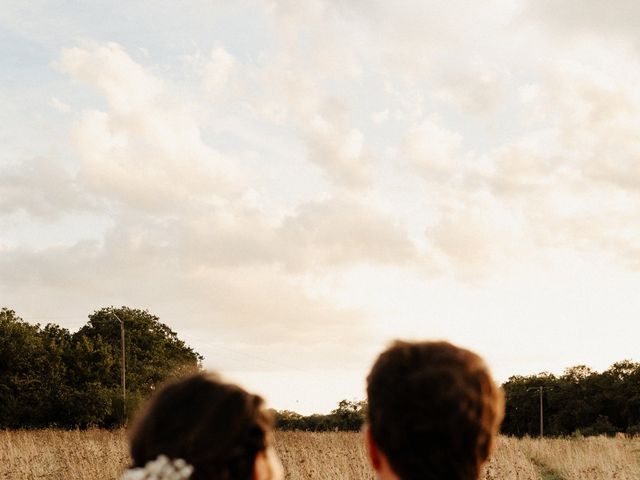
top-left (529, 459), bottom-right (564, 480)
top-left (1, 430), bottom-right (639, 479)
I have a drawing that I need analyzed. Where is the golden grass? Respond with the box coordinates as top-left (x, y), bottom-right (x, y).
top-left (517, 435), bottom-right (640, 480)
top-left (1, 430), bottom-right (639, 479)
top-left (274, 431), bottom-right (373, 479)
top-left (0, 429), bottom-right (128, 480)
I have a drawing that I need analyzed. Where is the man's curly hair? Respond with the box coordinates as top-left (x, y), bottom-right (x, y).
top-left (367, 341), bottom-right (504, 480)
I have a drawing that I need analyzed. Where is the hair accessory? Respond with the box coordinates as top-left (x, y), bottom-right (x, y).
top-left (122, 455), bottom-right (194, 480)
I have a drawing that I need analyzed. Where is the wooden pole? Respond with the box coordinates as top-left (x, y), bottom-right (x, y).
top-left (539, 386), bottom-right (543, 439)
top-left (120, 318), bottom-right (126, 423)
top-left (111, 311), bottom-right (126, 425)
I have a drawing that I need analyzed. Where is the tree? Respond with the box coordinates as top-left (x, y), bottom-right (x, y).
top-left (77, 306), bottom-right (203, 422)
top-left (0, 306), bottom-right (203, 428)
top-left (0, 308), bottom-right (49, 427)
top-left (331, 399), bottom-right (367, 431)
top-left (276, 399), bottom-right (367, 432)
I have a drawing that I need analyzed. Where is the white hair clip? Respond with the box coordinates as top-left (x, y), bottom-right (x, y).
top-left (122, 454), bottom-right (194, 480)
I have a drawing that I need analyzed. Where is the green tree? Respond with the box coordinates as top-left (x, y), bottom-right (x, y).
top-left (0, 308), bottom-right (49, 427)
top-left (64, 333), bottom-right (117, 427)
top-left (331, 399), bottom-right (367, 431)
top-left (1, 306), bottom-right (203, 428)
top-left (77, 306), bottom-right (202, 422)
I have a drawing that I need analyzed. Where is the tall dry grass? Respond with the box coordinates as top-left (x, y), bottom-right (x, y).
top-left (517, 435), bottom-right (640, 479)
top-left (0, 429), bottom-right (128, 479)
top-left (1, 430), bottom-right (639, 479)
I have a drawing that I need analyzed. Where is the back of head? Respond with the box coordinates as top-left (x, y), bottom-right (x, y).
top-left (128, 372), bottom-right (272, 480)
top-left (366, 341), bottom-right (504, 480)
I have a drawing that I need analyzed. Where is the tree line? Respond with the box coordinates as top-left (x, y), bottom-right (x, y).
top-left (0, 307), bottom-right (201, 428)
top-left (2, 306), bottom-right (639, 435)
top-left (501, 363), bottom-right (640, 437)
top-left (275, 364), bottom-right (640, 436)
top-left (273, 399), bottom-right (367, 432)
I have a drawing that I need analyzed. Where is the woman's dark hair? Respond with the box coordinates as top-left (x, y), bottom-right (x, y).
top-left (128, 372), bottom-right (273, 480)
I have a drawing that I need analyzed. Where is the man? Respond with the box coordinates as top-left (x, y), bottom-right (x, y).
top-left (365, 340), bottom-right (504, 480)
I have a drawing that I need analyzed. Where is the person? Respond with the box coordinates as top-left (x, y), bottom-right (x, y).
top-left (364, 340), bottom-right (504, 480)
top-left (122, 372), bottom-right (283, 480)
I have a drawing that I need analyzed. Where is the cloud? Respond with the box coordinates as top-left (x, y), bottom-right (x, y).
top-left (260, 64), bottom-right (372, 189)
top-left (203, 45), bottom-right (238, 98)
top-left (424, 188), bottom-right (530, 279)
top-left (37, 41), bottom-right (414, 272)
top-left (104, 194), bottom-right (418, 273)
top-left (57, 42), bottom-right (241, 212)
top-left (402, 117), bottom-right (463, 182)
top-left (433, 59), bottom-right (507, 115)
top-left (523, 0), bottom-right (640, 47)
top-left (301, 100), bottom-right (370, 189)
top-left (395, 55), bottom-right (640, 276)
top-left (0, 220), bottom-right (374, 368)
top-left (278, 196), bottom-right (418, 269)
top-left (482, 143), bottom-right (560, 197)
top-left (49, 97), bottom-right (70, 113)
top-left (57, 42), bottom-right (163, 115)
top-left (418, 125), bottom-right (640, 276)
top-left (514, 56), bottom-right (640, 195)
top-left (262, 0), bottom-right (362, 78)
top-left (190, 40), bottom-right (371, 190)
top-left (252, 2), bottom-right (373, 189)
top-left (71, 108), bottom-right (239, 211)
top-left (371, 110), bottom-right (389, 124)
top-left (0, 156), bottom-right (92, 218)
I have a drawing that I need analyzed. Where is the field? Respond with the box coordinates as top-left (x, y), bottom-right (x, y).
top-left (1, 430), bottom-right (639, 479)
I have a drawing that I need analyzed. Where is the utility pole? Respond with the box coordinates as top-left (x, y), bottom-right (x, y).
top-left (539, 386), bottom-right (543, 439)
top-left (111, 311), bottom-right (126, 424)
top-left (528, 386), bottom-right (548, 439)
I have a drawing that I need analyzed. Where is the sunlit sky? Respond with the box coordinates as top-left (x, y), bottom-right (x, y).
top-left (2, 1), bottom-right (640, 414)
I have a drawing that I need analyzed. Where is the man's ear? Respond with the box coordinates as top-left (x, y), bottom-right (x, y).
top-left (363, 423), bottom-right (382, 471)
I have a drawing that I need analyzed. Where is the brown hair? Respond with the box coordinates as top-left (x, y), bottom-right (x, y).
top-left (128, 372), bottom-right (273, 480)
top-left (366, 341), bottom-right (504, 480)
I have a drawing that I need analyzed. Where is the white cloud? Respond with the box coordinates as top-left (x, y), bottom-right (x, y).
top-left (57, 42), bottom-right (163, 115)
top-left (402, 117), bottom-right (463, 181)
top-left (0, 156), bottom-right (91, 218)
top-left (0, 209), bottom-right (381, 367)
top-left (303, 109), bottom-right (370, 189)
top-left (425, 189), bottom-right (529, 279)
top-left (371, 110), bottom-right (389, 124)
top-left (203, 45), bottom-right (238, 98)
top-left (49, 96), bottom-right (70, 113)
top-left (109, 194), bottom-right (418, 273)
top-left (39, 12), bottom-right (640, 282)
top-left (252, 2), bottom-right (374, 189)
top-left (482, 142), bottom-right (560, 197)
top-left (57, 43), bottom-right (242, 212)
top-left (278, 196), bottom-right (417, 270)
top-left (524, 0), bottom-right (640, 47)
top-left (433, 59), bottom-right (508, 114)
top-left (262, 66), bottom-right (372, 189)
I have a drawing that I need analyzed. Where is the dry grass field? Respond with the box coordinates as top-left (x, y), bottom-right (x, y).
top-left (1, 430), bottom-right (639, 479)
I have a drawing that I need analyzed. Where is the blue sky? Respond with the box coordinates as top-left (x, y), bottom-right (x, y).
top-left (2, 1), bottom-right (640, 413)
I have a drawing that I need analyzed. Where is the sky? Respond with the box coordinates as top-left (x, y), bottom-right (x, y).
top-left (2, 0), bottom-right (640, 414)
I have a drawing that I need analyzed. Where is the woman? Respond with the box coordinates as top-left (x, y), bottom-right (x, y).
top-left (122, 373), bottom-right (284, 480)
